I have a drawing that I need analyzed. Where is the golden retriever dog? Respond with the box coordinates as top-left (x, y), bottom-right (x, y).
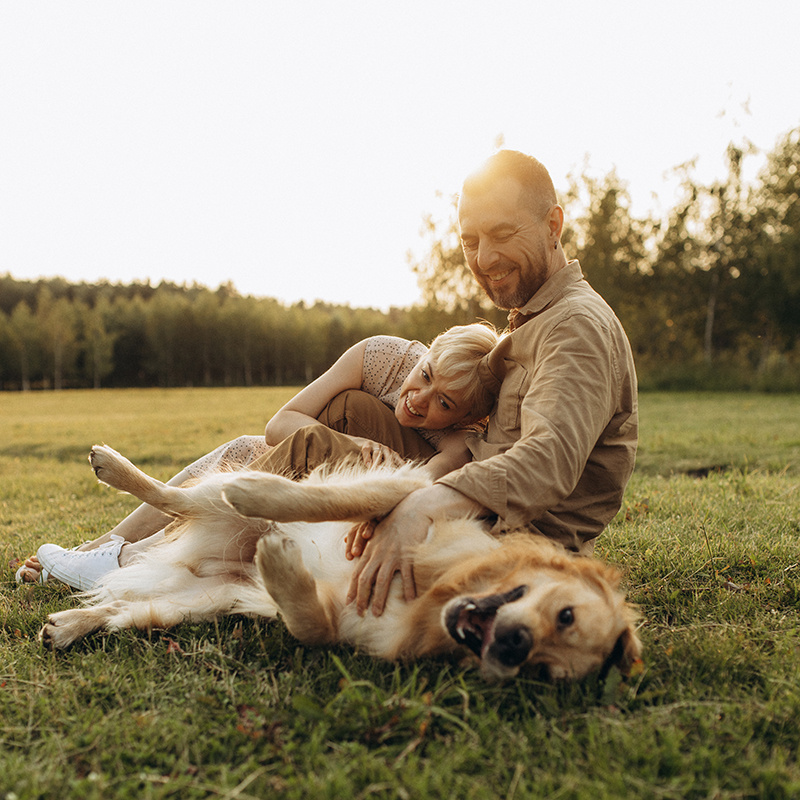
top-left (39, 445), bottom-right (641, 681)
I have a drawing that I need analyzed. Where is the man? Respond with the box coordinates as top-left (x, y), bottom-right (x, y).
top-left (347, 150), bottom-right (638, 615)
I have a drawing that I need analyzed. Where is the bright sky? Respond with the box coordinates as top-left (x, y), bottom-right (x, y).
top-left (2, 1), bottom-right (798, 310)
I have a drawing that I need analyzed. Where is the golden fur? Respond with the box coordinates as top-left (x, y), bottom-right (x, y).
top-left (39, 445), bottom-right (641, 681)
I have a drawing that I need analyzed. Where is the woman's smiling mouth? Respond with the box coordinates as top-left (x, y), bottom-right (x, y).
top-left (404, 396), bottom-right (423, 418)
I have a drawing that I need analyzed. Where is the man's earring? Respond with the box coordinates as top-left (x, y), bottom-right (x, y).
top-left (554, 241), bottom-right (558, 250)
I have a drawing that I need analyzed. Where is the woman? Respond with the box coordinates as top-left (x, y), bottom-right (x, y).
top-left (21, 324), bottom-right (500, 589)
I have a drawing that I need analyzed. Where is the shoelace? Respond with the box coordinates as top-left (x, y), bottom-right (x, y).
top-left (94, 534), bottom-right (125, 551)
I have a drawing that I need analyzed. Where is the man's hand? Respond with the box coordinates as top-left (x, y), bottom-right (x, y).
top-left (345, 495), bottom-right (431, 615)
top-left (345, 485), bottom-right (485, 616)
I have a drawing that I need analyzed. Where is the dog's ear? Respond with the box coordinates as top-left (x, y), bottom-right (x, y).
top-left (615, 625), bottom-right (643, 676)
top-left (600, 624), bottom-right (643, 680)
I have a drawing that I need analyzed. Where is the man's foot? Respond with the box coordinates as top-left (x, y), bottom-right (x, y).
top-left (37, 536), bottom-right (125, 591)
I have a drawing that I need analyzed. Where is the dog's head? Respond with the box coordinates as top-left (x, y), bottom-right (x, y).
top-left (441, 540), bottom-right (641, 681)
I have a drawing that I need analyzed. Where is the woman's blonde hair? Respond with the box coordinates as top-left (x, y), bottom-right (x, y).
top-left (427, 323), bottom-right (500, 421)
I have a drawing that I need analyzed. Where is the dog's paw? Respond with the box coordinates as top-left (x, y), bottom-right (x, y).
top-left (39, 608), bottom-right (105, 650)
top-left (257, 529), bottom-right (300, 566)
top-left (89, 445), bottom-right (148, 496)
top-left (89, 445), bottom-right (124, 483)
top-left (38, 612), bottom-right (78, 650)
top-left (38, 622), bottom-right (59, 650)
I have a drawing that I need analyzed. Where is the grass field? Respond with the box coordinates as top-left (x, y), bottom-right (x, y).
top-left (1, 389), bottom-right (799, 799)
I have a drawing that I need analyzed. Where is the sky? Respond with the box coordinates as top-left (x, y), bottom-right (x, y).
top-left (2, 1), bottom-right (799, 311)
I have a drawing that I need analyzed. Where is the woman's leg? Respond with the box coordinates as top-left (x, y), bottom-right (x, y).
top-left (22, 437), bottom-right (269, 583)
top-left (20, 468), bottom-right (193, 585)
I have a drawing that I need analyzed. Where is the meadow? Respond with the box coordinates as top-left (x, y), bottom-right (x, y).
top-left (1, 389), bottom-right (799, 799)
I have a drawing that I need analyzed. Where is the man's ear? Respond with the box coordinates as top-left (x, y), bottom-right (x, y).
top-left (547, 204), bottom-right (564, 240)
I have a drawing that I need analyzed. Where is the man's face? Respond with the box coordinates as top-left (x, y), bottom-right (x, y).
top-left (458, 176), bottom-right (556, 310)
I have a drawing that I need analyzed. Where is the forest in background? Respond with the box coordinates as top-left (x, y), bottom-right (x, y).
top-left (1, 126), bottom-right (798, 392)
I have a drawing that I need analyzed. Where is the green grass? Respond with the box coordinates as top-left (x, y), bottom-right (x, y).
top-left (1, 389), bottom-right (799, 799)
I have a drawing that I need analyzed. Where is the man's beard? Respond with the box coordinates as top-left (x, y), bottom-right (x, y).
top-left (475, 257), bottom-right (549, 310)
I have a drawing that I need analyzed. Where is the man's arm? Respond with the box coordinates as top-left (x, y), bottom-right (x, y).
top-left (346, 484), bottom-right (485, 615)
top-left (440, 313), bottom-right (624, 528)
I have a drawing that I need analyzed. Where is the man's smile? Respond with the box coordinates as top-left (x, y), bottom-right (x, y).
top-left (485, 267), bottom-right (514, 284)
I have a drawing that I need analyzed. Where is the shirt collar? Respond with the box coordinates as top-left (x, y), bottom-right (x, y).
top-left (507, 260), bottom-right (584, 327)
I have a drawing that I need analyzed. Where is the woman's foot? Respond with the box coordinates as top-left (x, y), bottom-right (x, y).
top-left (36, 535), bottom-right (125, 591)
top-left (15, 556), bottom-right (50, 585)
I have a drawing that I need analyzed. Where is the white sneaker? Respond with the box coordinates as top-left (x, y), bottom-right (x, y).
top-left (17, 540), bottom-right (90, 585)
top-left (37, 535), bottom-right (125, 591)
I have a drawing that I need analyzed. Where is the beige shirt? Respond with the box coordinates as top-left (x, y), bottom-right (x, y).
top-left (438, 261), bottom-right (638, 552)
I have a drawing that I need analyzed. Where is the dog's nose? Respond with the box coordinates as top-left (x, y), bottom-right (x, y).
top-left (491, 625), bottom-right (533, 667)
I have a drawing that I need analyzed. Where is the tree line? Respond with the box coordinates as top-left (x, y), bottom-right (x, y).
top-left (1, 126), bottom-right (798, 392)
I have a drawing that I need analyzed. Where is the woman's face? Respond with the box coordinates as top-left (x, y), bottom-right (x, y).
top-left (394, 357), bottom-right (471, 430)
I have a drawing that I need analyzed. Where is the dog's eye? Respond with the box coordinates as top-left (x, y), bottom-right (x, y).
top-left (557, 607), bottom-right (575, 628)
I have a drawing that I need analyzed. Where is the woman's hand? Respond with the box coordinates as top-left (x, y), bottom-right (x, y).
top-left (345, 519), bottom-right (376, 560)
top-left (348, 437), bottom-right (405, 469)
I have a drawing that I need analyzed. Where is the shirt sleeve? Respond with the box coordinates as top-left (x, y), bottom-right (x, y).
top-left (437, 311), bottom-right (622, 528)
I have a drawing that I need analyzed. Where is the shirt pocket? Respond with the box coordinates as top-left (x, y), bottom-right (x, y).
top-left (494, 360), bottom-right (528, 435)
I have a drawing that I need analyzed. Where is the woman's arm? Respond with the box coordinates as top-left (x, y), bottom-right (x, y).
top-left (265, 340), bottom-right (367, 445)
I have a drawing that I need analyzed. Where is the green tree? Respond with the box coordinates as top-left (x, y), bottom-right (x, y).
top-left (563, 171), bottom-right (652, 309)
top-left (190, 289), bottom-right (223, 386)
top-left (144, 289), bottom-right (192, 386)
top-left (110, 294), bottom-right (149, 386)
top-left (0, 310), bottom-right (15, 389)
top-left (647, 146), bottom-right (761, 375)
top-left (642, 168), bottom-right (707, 370)
top-left (748, 126), bottom-right (800, 359)
top-left (8, 301), bottom-right (40, 390)
top-left (81, 295), bottom-right (118, 389)
top-left (37, 288), bottom-right (80, 389)
top-left (219, 293), bottom-right (257, 386)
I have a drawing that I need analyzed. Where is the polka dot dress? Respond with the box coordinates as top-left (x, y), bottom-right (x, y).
top-left (186, 435), bottom-right (271, 478)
